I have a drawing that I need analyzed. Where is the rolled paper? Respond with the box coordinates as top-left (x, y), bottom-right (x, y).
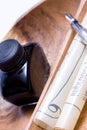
top-left (55, 47), bottom-right (87, 130)
top-left (34, 13), bottom-right (87, 130)
top-left (34, 34), bottom-right (87, 130)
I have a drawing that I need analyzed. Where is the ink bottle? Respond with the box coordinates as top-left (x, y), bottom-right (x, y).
top-left (0, 39), bottom-right (50, 106)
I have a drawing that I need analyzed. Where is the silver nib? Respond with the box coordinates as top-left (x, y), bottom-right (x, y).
top-left (65, 13), bottom-right (75, 24)
top-left (65, 12), bottom-right (87, 44)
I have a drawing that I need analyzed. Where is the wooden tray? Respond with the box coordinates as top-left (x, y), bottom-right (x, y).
top-left (1, 0), bottom-right (87, 130)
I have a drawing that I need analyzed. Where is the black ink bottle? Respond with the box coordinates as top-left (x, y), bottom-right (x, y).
top-left (0, 39), bottom-right (50, 106)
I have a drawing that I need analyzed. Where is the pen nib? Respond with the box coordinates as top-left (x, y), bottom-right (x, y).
top-left (65, 12), bottom-right (87, 44)
top-left (65, 13), bottom-right (75, 24)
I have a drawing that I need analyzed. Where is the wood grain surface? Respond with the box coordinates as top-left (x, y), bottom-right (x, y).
top-left (1, 0), bottom-right (87, 130)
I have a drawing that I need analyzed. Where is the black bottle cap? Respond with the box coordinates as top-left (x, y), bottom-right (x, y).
top-left (0, 39), bottom-right (26, 72)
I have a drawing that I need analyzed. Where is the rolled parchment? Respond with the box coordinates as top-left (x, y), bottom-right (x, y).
top-left (55, 46), bottom-right (87, 130)
top-left (34, 33), bottom-right (87, 129)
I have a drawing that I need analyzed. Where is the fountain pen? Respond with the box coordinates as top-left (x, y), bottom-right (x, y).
top-left (65, 13), bottom-right (87, 44)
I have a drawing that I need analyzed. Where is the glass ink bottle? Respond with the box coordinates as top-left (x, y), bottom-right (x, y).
top-left (0, 39), bottom-right (50, 106)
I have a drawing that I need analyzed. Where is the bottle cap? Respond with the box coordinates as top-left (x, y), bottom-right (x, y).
top-left (0, 39), bottom-right (26, 72)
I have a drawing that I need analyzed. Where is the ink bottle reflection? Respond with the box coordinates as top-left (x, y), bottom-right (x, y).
top-left (0, 39), bottom-right (50, 107)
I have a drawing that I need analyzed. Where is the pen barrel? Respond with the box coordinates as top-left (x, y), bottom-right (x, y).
top-left (55, 51), bottom-right (87, 130)
top-left (71, 20), bottom-right (87, 44)
top-left (71, 20), bottom-right (83, 34)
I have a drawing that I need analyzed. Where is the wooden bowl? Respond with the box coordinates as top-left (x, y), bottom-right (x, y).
top-left (1, 0), bottom-right (87, 130)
